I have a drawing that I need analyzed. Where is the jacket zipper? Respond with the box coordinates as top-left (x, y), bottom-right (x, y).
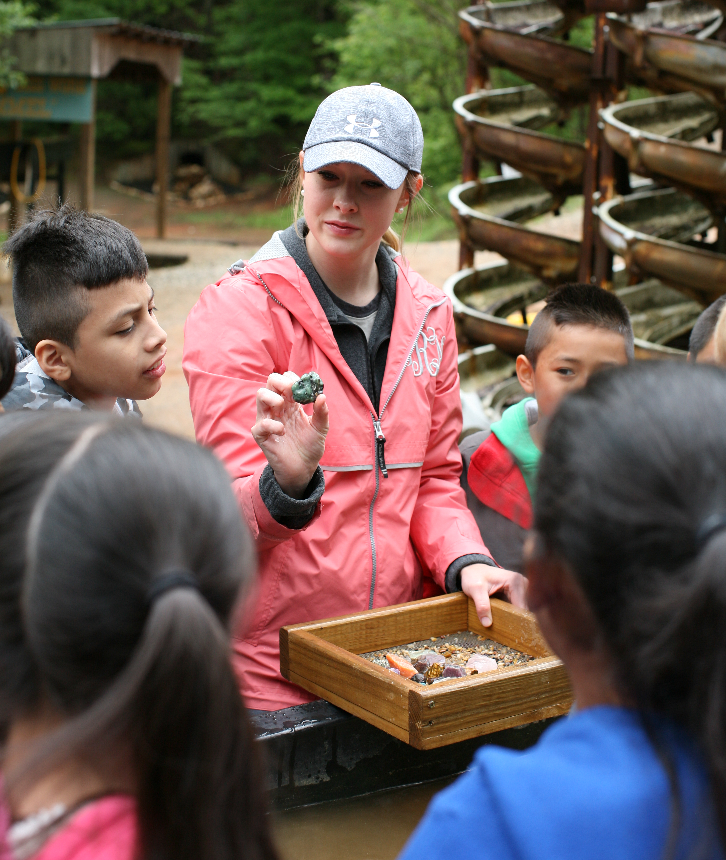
top-left (251, 266), bottom-right (447, 611)
top-left (366, 296), bottom-right (447, 608)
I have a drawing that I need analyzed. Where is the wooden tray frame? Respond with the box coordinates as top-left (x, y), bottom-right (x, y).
top-left (280, 593), bottom-right (573, 750)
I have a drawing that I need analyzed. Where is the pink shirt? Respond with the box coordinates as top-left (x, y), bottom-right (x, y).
top-left (1, 796), bottom-right (137, 860)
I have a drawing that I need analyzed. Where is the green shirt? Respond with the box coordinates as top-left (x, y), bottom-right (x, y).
top-left (490, 397), bottom-right (541, 500)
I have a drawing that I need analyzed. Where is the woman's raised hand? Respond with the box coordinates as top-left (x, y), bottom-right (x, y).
top-left (252, 372), bottom-right (329, 498)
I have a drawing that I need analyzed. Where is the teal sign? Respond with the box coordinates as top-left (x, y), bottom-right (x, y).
top-left (0, 76), bottom-right (93, 122)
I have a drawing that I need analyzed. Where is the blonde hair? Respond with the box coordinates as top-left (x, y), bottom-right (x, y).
top-left (286, 158), bottom-right (422, 254)
top-left (714, 301), bottom-right (726, 366)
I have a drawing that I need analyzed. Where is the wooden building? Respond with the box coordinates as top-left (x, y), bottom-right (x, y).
top-left (5, 19), bottom-right (198, 237)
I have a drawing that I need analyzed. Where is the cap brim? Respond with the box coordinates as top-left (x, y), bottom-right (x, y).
top-left (303, 140), bottom-right (407, 190)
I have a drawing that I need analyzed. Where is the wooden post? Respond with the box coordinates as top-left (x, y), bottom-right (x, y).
top-left (8, 120), bottom-right (22, 234)
top-left (79, 79), bottom-right (97, 212)
top-left (592, 38), bottom-right (624, 288)
top-left (155, 76), bottom-right (172, 240)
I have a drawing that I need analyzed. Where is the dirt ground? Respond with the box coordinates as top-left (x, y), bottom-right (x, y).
top-left (0, 182), bottom-right (582, 439)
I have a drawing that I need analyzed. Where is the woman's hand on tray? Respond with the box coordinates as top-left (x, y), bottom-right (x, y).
top-left (460, 564), bottom-right (528, 627)
top-left (252, 371), bottom-right (329, 499)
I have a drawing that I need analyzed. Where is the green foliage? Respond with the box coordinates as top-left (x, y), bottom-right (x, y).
top-left (31, 0), bottom-right (346, 174)
top-left (330, 0), bottom-right (468, 187)
top-left (177, 0), bottom-right (345, 173)
top-left (0, 1), bottom-right (36, 89)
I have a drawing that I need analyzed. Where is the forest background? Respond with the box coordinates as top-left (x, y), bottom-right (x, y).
top-left (2, 0), bottom-right (477, 192)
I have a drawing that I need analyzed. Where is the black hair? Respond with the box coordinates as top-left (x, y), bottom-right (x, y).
top-left (0, 413), bottom-right (278, 860)
top-left (689, 295), bottom-right (726, 361)
top-left (525, 283), bottom-right (634, 365)
top-left (0, 317), bottom-right (16, 400)
top-left (534, 362), bottom-right (726, 851)
top-left (3, 204), bottom-right (148, 354)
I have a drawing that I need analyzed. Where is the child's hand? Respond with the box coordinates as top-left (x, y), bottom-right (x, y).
top-left (252, 372), bottom-right (329, 498)
top-left (460, 564), bottom-right (528, 627)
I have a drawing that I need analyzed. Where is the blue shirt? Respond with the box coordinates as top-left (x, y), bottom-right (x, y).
top-left (398, 707), bottom-right (722, 860)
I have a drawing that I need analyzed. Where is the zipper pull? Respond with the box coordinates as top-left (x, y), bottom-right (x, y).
top-left (373, 419), bottom-right (388, 479)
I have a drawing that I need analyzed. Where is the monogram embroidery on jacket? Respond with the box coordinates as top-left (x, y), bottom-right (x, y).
top-left (411, 326), bottom-right (444, 377)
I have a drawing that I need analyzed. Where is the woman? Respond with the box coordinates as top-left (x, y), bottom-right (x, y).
top-left (183, 83), bottom-right (524, 711)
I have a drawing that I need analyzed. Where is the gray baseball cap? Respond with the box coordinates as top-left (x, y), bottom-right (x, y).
top-left (303, 83), bottom-right (424, 189)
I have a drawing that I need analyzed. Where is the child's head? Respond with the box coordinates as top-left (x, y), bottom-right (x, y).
top-left (0, 317), bottom-right (16, 402)
top-left (529, 363), bottom-right (726, 844)
top-left (4, 206), bottom-right (167, 408)
top-left (516, 283), bottom-right (633, 423)
top-left (0, 413), bottom-right (276, 860)
top-left (711, 299), bottom-right (726, 367)
top-left (292, 83), bottom-right (424, 254)
top-left (688, 295), bottom-right (726, 364)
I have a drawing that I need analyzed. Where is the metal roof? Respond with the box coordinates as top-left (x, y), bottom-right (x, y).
top-left (16, 18), bottom-right (200, 46)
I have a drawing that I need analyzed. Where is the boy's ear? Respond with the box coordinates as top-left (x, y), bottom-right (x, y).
top-left (516, 354), bottom-right (535, 395)
top-left (35, 340), bottom-right (73, 382)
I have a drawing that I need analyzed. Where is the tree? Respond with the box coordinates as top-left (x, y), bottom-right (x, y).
top-left (329, 0), bottom-right (469, 187)
top-left (0, 1), bottom-right (36, 88)
top-left (177, 0), bottom-right (346, 175)
top-left (33, 0), bottom-right (346, 176)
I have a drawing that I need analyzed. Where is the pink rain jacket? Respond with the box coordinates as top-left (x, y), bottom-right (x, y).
top-left (183, 236), bottom-right (492, 710)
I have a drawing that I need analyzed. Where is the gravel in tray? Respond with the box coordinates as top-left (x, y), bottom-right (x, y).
top-left (361, 630), bottom-right (535, 684)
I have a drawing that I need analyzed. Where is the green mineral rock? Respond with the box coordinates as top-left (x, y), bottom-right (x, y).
top-left (292, 371), bottom-right (324, 404)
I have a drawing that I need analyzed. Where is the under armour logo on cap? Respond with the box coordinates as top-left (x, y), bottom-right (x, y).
top-left (344, 115), bottom-right (382, 138)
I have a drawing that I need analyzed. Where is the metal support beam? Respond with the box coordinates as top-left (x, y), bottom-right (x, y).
top-left (459, 0), bottom-right (487, 271)
top-left (155, 77), bottom-right (172, 240)
top-left (579, 16), bottom-right (622, 287)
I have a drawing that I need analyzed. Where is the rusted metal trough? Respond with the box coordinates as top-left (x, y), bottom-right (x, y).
top-left (459, 7), bottom-right (593, 108)
top-left (446, 261), bottom-right (694, 359)
top-left (450, 179), bottom-right (581, 282)
top-left (454, 88), bottom-right (586, 196)
top-left (598, 187), bottom-right (726, 302)
top-left (600, 92), bottom-right (725, 214)
top-left (459, 0), bottom-right (567, 36)
top-left (457, 344), bottom-right (525, 433)
top-left (607, 12), bottom-right (726, 105)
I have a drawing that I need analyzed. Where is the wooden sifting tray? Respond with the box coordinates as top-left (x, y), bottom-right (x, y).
top-left (280, 592), bottom-right (573, 750)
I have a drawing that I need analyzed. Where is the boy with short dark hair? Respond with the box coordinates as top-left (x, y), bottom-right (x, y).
top-left (1, 205), bottom-right (166, 415)
top-left (460, 283), bottom-right (633, 571)
top-left (687, 295), bottom-right (726, 364)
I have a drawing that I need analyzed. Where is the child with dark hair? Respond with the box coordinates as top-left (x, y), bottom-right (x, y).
top-left (400, 362), bottom-right (726, 860)
top-left (0, 318), bottom-right (17, 405)
top-left (688, 294), bottom-right (726, 364)
top-left (0, 413), bottom-right (279, 860)
top-left (1, 205), bottom-right (167, 415)
top-left (460, 283), bottom-right (632, 571)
